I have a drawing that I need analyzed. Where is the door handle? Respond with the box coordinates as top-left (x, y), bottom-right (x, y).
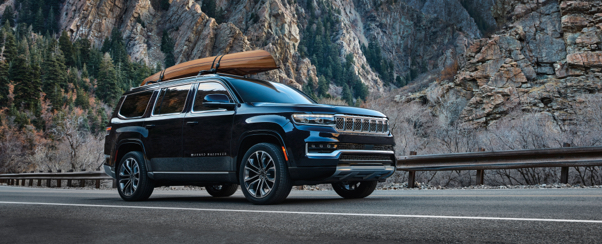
top-left (145, 124), bottom-right (155, 128)
top-left (186, 121), bottom-right (199, 125)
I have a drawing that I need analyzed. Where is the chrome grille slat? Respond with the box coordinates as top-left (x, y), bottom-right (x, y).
top-left (362, 120), bottom-right (369, 132)
top-left (345, 118), bottom-right (353, 130)
top-left (334, 115), bottom-right (389, 135)
top-left (370, 120), bottom-right (376, 132)
top-left (353, 118), bottom-right (362, 131)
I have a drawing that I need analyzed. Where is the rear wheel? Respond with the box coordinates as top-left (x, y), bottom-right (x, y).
top-left (332, 181), bottom-right (377, 199)
top-left (205, 184), bottom-right (238, 197)
top-left (239, 143), bottom-right (292, 205)
top-left (117, 151), bottom-right (154, 201)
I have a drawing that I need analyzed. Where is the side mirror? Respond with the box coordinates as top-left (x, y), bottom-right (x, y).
top-left (203, 94), bottom-right (236, 110)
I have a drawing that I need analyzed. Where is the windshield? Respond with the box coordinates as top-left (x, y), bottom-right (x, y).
top-left (227, 78), bottom-right (315, 104)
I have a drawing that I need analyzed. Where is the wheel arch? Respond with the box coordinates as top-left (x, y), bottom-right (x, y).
top-left (235, 131), bottom-right (290, 180)
top-left (115, 140), bottom-right (149, 170)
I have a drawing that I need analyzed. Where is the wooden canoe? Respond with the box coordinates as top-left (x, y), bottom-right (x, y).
top-left (141, 50), bottom-right (279, 86)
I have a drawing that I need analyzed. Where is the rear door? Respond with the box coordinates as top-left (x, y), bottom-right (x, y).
top-left (182, 81), bottom-right (236, 172)
top-left (144, 84), bottom-right (192, 171)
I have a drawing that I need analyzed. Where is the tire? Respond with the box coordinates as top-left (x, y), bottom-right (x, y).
top-left (117, 151), bottom-right (154, 201)
top-left (332, 181), bottom-right (378, 199)
top-left (205, 184), bottom-right (239, 197)
top-left (239, 143), bottom-right (292, 205)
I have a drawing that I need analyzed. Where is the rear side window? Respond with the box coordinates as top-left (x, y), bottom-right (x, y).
top-left (193, 82), bottom-right (232, 112)
top-left (119, 91), bottom-right (153, 118)
top-left (153, 85), bottom-right (191, 115)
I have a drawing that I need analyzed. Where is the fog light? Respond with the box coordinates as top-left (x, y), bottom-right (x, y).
top-left (307, 143), bottom-right (338, 153)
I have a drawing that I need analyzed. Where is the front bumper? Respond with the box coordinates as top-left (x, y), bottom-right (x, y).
top-left (289, 146), bottom-right (396, 183)
top-left (307, 149), bottom-right (396, 181)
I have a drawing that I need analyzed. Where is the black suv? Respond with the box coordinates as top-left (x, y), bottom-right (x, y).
top-left (104, 74), bottom-right (395, 204)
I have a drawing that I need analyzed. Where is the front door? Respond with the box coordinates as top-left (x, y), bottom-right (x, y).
top-left (182, 81), bottom-right (236, 172)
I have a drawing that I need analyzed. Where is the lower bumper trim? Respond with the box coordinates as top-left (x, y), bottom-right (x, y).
top-left (327, 165), bottom-right (395, 181)
top-left (103, 165), bottom-right (116, 179)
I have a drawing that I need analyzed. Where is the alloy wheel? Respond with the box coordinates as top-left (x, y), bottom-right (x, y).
top-left (119, 157), bottom-right (140, 196)
top-left (243, 150), bottom-right (276, 198)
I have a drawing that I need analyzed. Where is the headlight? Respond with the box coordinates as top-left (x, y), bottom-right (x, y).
top-left (292, 114), bottom-right (335, 126)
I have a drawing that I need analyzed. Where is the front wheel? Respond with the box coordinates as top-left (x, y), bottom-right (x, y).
top-left (205, 184), bottom-right (238, 197)
top-left (239, 143), bottom-right (292, 205)
top-left (332, 181), bottom-right (377, 199)
top-left (117, 151), bottom-right (154, 201)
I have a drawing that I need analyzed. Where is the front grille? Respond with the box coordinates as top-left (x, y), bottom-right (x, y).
top-left (334, 115), bottom-right (389, 135)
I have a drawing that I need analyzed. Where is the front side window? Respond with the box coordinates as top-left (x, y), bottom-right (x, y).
top-left (119, 90), bottom-right (153, 118)
top-left (153, 84), bottom-right (191, 115)
top-left (193, 82), bottom-right (232, 112)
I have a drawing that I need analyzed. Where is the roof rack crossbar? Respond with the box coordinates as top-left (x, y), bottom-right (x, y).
top-left (197, 54), bottom-right (227, 76)
top-left (160, 69), bottom-right (166, 81)
top-left (144, 68), bottom-right (166, 86)
top-left (197, 55), bottom-right (221, 76)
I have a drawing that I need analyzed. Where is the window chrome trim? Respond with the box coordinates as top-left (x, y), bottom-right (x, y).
top-left (185, 110), bottom-right (235, 118)
top-left (111, 117), bottom-right (146, 124)
top-left (190, 80), bottom-right (238, 114)
top-left (136, 77), bottom-right (200, 90)
top-left (150, 88), bottom-right (164, 116)
top-left (145, 113), bottom-right (186, 121)
top-left (111, 113), bottom-right (186, 124)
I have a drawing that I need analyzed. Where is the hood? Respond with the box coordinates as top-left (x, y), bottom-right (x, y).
top-left (252, 103), bottom-right (387, 118)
